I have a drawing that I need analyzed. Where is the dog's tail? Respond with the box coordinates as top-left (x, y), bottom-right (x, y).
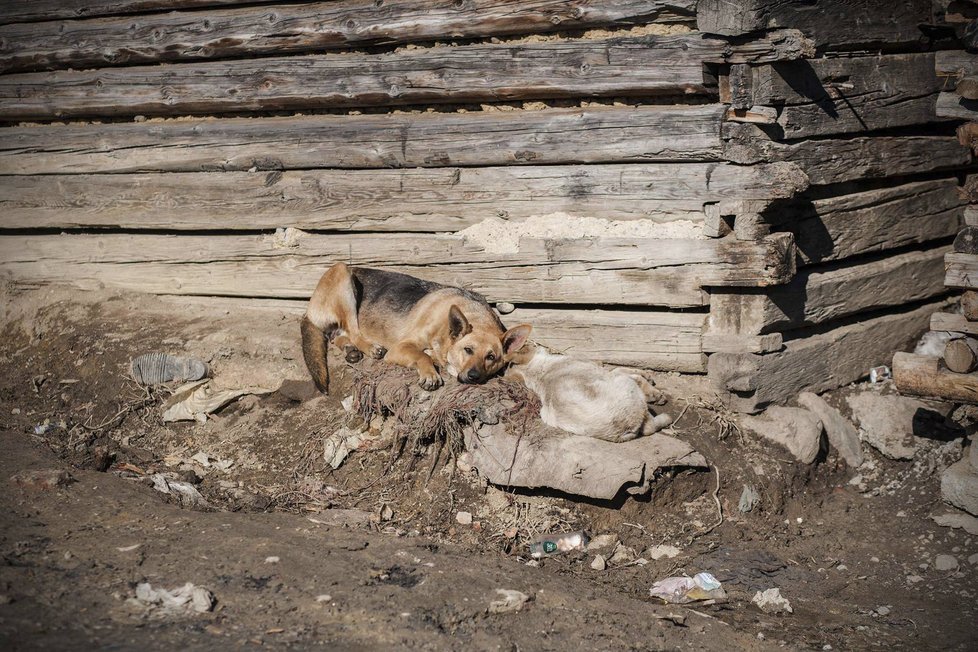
top-left (301, 315), bottom-right (331, 393)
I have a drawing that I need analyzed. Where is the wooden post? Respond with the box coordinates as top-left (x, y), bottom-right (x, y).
top-left (893, 352), bottom-right (978, 403)
top-left (944, 337), bottom-right (978, 373)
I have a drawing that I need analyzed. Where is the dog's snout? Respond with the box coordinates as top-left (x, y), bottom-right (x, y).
top-left (465, 368), bottom-right (481, 382)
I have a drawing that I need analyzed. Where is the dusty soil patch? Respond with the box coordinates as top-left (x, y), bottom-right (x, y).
top-left (0, 285), bottom-right (975, 650)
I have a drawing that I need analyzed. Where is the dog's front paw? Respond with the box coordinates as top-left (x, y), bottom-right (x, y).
top-left (343, 345), bottom-right (364, 363)
top-left (369, 344), bottom-right (387, 360)
top-left (418, 371), bottom-right (443, 391)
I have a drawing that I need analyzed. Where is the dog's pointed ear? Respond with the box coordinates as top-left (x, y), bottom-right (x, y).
top-left (502, 324), bottom-right (532, 357)
top-left (448, 305), bottom-right (472, 341)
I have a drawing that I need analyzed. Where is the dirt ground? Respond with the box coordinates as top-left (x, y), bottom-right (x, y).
top-left (0, 285), bottom-right (975, 651)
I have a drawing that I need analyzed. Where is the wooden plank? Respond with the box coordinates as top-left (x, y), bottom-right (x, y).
top-left (0, 232), bottom-right (795, 307)
top-left (709, 300), bottom-right (945, 413)
top-left (507, 307), bottom-right (707, 372)
top-left (778, 179), bottom-right (964, 266)
top-left (749, 54), bottom-right (943, 139)
top-left (966, 206), bottom-right (978, 226)
top-left (931, 311), bottom-right (978, 335)
top-left (723, 124), bottom-right (972, 186)
top-left (697, 0), bottom-right (932, 49)
top-left (945, 252), bottom-right (978, 289)
top-left (708, 247), bottom-right (950, 336)
top-left (0, 0), bottom-right (697, 73)
top-left (0, 105), bottom-right (727, 175)
top-left (0, 32), bottom-right (813, 120)
top-left (937, 91), bottom-right (978, 118)
top-left (0, 163), bottom-right (807, 231)
top-left (893, 352), bottom-right (978, 403)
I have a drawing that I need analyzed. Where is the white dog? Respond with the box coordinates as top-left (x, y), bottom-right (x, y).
top-left (506, 344), bottom-right (673, 443)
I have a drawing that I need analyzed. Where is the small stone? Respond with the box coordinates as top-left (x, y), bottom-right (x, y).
top-left (935, 554), bottom-right (958, 571)
top-left (487, 589), bottom-right (529, 614)
top-left (590, 555), bottom-right (607, 571)
top-left (265, 556), bottom-right (280, 564)
top-left (379, 504), bottom-right (393, 522)
top-left (646, 544), bottom-right (681, 560)
top-left (11, 408), bottom-right (20, 415)
top-left (495, 302), bottom-right (515, 315)
top-left (836, 564), bottom-right (847, 571)
top-left (9, 468), bottom-right (74, 491)
top-left (870, 557), bottom-right (880, 563)
top-left (455, 452), bottom-right (474, 473)
top-left (586, 534), bottom-right (618, 553)
top-left (455, 511), bottom-right (473, 525)
top-left (752, 588), bottom-right (792, 614)
top-left (823, 645), bottom-right (833, 651)
top-left (906, 575), bottom-right (923, 584)
top-left (315, 594), bottom-right (332, 603)
top-left (738, 485), bottom-right (761, 513)
top-left (968, 553), bottom-right (978, 566)
top-left (896, 511), bottom-right (906, 518)
top-left (607, 543), bottom-right (637, 566)
top-left (875, 606), bottom-right (891, 616)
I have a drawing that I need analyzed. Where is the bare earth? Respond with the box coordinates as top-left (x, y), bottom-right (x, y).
top-left (0, 285), bottom-right (975, 651)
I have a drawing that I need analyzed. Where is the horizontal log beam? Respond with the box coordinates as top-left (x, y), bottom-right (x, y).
top-left (777, 179), bottom-right (964, 266)
top-left (0, 0), bottom-right (261, 24)
top-left (0, 163), bottom-right (807, 231)
top-left (697, 0), bottom-right (932, 50)
top-left (709, 299), bottom-right (946, 413)
top-left (723, 125), bottom-right (972, 186)
top-left (936, 49), bottom-right (978, 81)
top-left (507, 307), bottom-right (706, 372)
top-left (0, 32), bottom-right (812, 120)
top-left (749, 54), bottom-right (943, 139)
top-left (945, 252), bottom-right (978, 289)
top-left (0, 105), bottom-right (727, 175)
top-left (708, 247), bottom-right (950, 337)
top-left (0, 232), bottom-right (795, 307)
top-left (893, 352), bottom-right (978, 404)
top-left (0, 0), bottom-right (697, 73)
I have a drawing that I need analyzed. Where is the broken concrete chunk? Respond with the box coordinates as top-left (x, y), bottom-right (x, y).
top-left (941, 459), bottom-right (978, 517)
top-left (586, 534), bottom-right (619, 553)
top-left (646, 544), bottom-right (681, 560)
top-left (741, 406), bottom-right (823, 464)
top-left (797, 392), bottom-right (863, 467)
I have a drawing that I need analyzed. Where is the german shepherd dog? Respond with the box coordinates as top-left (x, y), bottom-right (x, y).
top-left (301, 263), bottom-right (532, 393)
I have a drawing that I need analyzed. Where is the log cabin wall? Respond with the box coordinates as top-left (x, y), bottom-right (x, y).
top-left (0, 0), bottom-right (972, 411)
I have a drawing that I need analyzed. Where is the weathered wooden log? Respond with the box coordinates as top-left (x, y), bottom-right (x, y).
top-left (0, 105), bottom-right (726, 175)
top-left (697, 0), bottom-right (932, 49)
top-left (707, 246), bottom-right (950, 336)
top-left (709, 300), bottom-right (946, 413)
top-left (506, 307), bottom-right (707, 371)
top-left (0, 33), bottom-right (809, 120)
top-left (0, 0), bottom-right (263, 23)
top-left (746, 54), bottom-right (943, 139)
top-left (955, 226), bottom-right (978, 254)
top-left (932, 310), bottom-right (978, 334)
top-left (966, 206), bottom-right (978, 227)
top-left (894, 352), bottom-right (978, 403)
top-left (723, 124), bottom-right (972, 186)
top-left (944, 336), bottom-right (978, 372)
top-left (936, 49), bottom-right (978, 80)
top-left (937, 91), bottom-right (978, 118)
top-left (957, 76), bottom-right (978, 99)
top-left (964, 290), bottom-right (978, 320)
top-left (0, 0), bottom-right (697, 74)
top-left (0, 162), bottom-right (807, 231)
top-left (945, 252), bottom-right (978, 290)
top-left (777, 179), bottom-right (964, 266)
top-left (0, 232), bottom-right (796, 307)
